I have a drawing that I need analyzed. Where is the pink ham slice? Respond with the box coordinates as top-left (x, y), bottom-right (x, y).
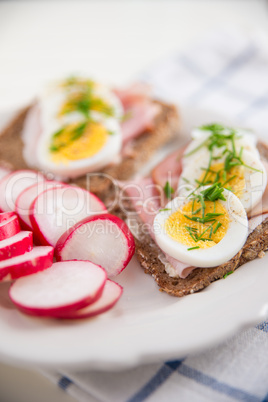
top-left (122, 177), bottom-right (193, 278)
top-left (151, 146), bottom-right (186, 190)
top-left (114, 83), bottom-right (152, 109)
top-left (248, 160), bottom-right (268, 218)
top-left (114, 83), bottom-right (160, 145)
top-left (121, 101), bottom-right (160, 145)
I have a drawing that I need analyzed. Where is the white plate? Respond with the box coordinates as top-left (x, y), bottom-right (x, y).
top-left (0, 106), bottom-right (267, 371)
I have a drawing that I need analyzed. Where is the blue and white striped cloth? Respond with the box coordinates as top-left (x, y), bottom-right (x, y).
top-left (43, 31), bottom-right (268, 402)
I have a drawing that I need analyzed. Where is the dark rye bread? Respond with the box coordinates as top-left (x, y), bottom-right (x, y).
top-left (112, 141), bottom-right (268, 297)
top-left (0, 101), bottom-right (180, 200)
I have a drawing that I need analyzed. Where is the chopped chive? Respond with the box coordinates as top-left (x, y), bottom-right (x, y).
top-left (164, 181), bottom-right (174, 199)
top-left (209, 225), bottom-right (213, 238)
top-left (183, 215), bottom-right (216, 224)
top-left (197, 224), bottom-right (213, 240)
top-left (50, 145), bottom-right (60, 152)
top-left (184, 139), bottom-right (208, 157)
top-left (71, 121), bottom-right (88, 141)
top-left (121, 110), bottom-right (133, 122)
top-left (159, 208), bottom-right (171, 212)
top-left (187, 246), bottom-right (200, 251)
top-left (52, 127), bottom-right (65, 138)
top-left (222, 175), bottom-right (236, 187)
top-left (185, 226), bottom-right (198, 231)
top-left (213, 222), bottom-right (222, 233)
top-left (206, 212), bottom-right (224, 217)
top-left (185, 226), bottom-right (198, 242)
top-left (223, 270), bottom-right (234, 279)
top-left (182, 177), bottom-right (190, 183)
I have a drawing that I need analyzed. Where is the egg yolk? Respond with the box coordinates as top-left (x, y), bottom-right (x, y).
top-left (165, 200), bottom-right (230, 249)
top-left (50, 121), bottom-right (108, 163)
top-left (199, 163), bottom-right (245, 198)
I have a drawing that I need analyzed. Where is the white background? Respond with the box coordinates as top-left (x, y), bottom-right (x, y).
top-left (0, 1), bottom-right (268, 401)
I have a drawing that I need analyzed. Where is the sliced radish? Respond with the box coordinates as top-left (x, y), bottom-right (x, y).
top-left (0, 170), bottom-right (45, 212)
top-left (56, 280), bottom-right (122, 319)
top-left (2, 246), bottom-right (54, 279)
top-left (15, 181), bottom-right (65, 230)
top-left (0, 231), bottom-right (33, 261)
top-left (0, 211), bottom-right (16, 224)
top-left (30, 186), bottom-right (107, 246)
top-left (55, 214), bottom-right (135, 277)
top-left (9, 261), bottom-right (107, 317)
top-left (0, 214), bottom-right (20, 240)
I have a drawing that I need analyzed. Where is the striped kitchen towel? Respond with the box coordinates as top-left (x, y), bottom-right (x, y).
top-left (43, 30), bottom-right (268, 402)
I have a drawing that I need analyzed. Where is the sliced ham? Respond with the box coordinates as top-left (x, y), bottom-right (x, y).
top-left (123, 177), bottom-right (192, 278)
top-left (248, 160), bottom-right (268, 218)
top-left (248, 213), bottom-right (268, 234)
top-left (114, 83), bottom-right (152, 109)
top-left (121, 177), bottom-right (162, 232)
top-left (114, 83), bottom-right (160, 145)
top-left (121, 101), bottom-right (160, 145)
top-left (151, 146), bottom-right (186, 190)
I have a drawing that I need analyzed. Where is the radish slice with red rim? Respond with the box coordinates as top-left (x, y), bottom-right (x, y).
top-left (0, 231), bottom-right (33, 261)
top-left (9, 261), bottom-right (107, 316)
top-left (0, 211), bottom-right (16, 224)
top-left (2, 246), bottom-right (54, 279)
top-left (15, 181), bottom-right (65, 230)
top-left (30, 186), bottom-right (107, 246)
top-left (0, 170), bottom-right (45, 212)
top-left (55, 213), bottom-right (135, 277)
top-left (56, 279), bottom-right (122, 319)
top-left (0, 214), bottom-right (20, 240)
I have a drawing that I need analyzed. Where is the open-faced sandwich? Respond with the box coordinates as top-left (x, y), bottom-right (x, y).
top-left (118, 123), bottom-right (268, 296)
top-left (0, 76), bottom-right (180, 198)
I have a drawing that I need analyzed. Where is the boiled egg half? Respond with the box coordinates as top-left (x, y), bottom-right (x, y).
top-left (35, 77), bottom-right (123, 179)
top-left (178, 149), bottom-right (267, 213)
top-left (153, 188), bottom-right (248, 267)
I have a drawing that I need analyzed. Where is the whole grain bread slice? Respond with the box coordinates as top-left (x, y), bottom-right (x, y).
top-left (111, 141), bottom-right (268, 297)
top-left (0, 101), bottom-right (180, 199)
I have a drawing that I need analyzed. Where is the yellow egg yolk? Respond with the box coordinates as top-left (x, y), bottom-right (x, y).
top-left (199, 163), bottom-right (245, 198)
top-left (165, 200), bottom-right (230, 249)
top-left (50, 121), bottom-right (108, 163)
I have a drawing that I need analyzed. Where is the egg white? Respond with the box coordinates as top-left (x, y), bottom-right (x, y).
top-left (153, 189), bottom-right (248, 267)
top-left (36, 118), bottom-right (122, 179)
top-left (192, 127), bottom-right (257, 145)
top-left (34, 81), bottom-right (123, 179)
top-left (183, 129), bottom-right (259, 169)
top-left (178, 149), bottom-right (267, 212)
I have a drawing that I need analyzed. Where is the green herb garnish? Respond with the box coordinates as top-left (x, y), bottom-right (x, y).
top-left (121, 110), bottom-right (133, 122)
top-left (164, 181), bottom-right (174, 199)
top-left (213, 222), bottom-right (222, 234)
top-left (223, 270), bottom-right (234, 279)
